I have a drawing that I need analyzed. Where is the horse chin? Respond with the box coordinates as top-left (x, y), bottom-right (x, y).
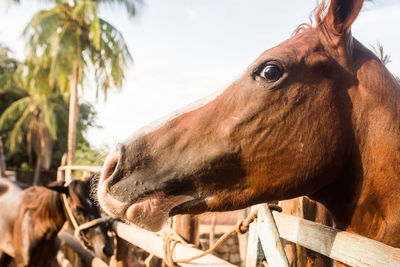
top-left (98, 185), bottom-right (193, 231)
top-left (124, 193), bottom-right (194, 231)
top-left (169, 197), bottom-right (208, 216)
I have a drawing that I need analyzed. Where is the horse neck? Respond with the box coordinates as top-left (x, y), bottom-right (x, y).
top-left (312, 51), bottom-right (400, 247)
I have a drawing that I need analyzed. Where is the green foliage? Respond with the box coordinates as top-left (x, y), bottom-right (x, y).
top-left (1, 95), bottom-right (101, 170)
top-left (0, 61), bottom-right (69, 170)
top-left (0, 46), bottom-right (22, 94)
top-left (72, 141), bottom-right (107, 178)
top-left (67, 102), bottom-right (107, 171)
top-left (0, 45), bottom-right (30, 167)
top-left (20, 162), bottom-right (30, 171)
top-left (74, 142), bottom-right (108, 166)
top-left (76, 101), bottom-right (101, 149)
top-left (0, 44), bottom-right (101, 170)
top-left (24, 0), bottom-right (133, 100)
top-left (1, 0), bottom-right (137, 171)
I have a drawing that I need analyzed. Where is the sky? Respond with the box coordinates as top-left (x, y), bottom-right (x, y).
top-left (1, 0), bottom-right (400, 149)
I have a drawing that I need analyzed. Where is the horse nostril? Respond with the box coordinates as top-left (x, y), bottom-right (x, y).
top-left (100, 148), bottom-right (121, 184)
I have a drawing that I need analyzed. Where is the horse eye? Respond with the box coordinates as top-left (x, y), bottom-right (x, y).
top-left (261, 64), bottom-right (283, 82)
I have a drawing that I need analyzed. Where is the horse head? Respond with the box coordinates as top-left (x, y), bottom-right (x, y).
top-left (49, 177), bottom-right (114, 261)
top-left (96, 0), bottom-right (400, 247)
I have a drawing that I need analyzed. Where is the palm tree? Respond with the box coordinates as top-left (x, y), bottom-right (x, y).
top-left (0, 45), bottom-right (23, 95)
top-left (24, 0), bottom-right (134, 165)
top-left (0, 62), bottom-right (68, 184)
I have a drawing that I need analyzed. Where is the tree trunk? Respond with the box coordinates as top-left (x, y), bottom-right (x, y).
top-left (0, 136), bottom-right (7, 178)
top-left (67, 65), bottom-right (79, 165)
top-left (33, 154), bottom-right (41, 185)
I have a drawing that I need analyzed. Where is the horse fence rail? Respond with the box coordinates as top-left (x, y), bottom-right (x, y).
top-left (58, 231), bottom-right (108, 267)
top-left (112, 220), bottom-right (235, 267)
top-left (252, 204), bottom-right (400, 267)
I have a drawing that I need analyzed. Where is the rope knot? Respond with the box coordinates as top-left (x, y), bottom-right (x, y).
top-left (236, 210), bottom-right (259, 234)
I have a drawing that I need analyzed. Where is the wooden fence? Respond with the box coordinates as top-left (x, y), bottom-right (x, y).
top-left (247, 204), bottom-right (400, 267)
top-left (58, 166), bottom-right (400, 267)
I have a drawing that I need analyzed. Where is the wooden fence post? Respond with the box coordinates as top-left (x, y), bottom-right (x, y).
top-left (57, 154), bottom-right (67, 182)
top-left (209, 214), bottom-right (217, 247)
top-left (173, 215), bottom-right (199, 246)
top-left (237, 209), bottom-right (249, 264)
top-left (245, 206), bottom-right (260, 267)
top-left (245, 204), bottom-right (290, 267)
top-left (281, 197), bottom-right (332, 267)
top-left (272, 211), bottom-right (400, 267)
top-left (110, 236), bottom-right (134, 267)
top-left (257, 204), bottom-right (290, 267)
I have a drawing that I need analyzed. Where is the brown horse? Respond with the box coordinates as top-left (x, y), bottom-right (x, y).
top-left (0, 177), bottom-right (114, 267)
top-left (97, 0), bottom-right (400, 252)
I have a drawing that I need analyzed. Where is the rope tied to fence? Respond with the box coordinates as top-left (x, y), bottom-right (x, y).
top-left (163, 204), bottom-right (282, 266)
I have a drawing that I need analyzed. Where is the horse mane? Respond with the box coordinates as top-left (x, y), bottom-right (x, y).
top-left (20, 186), bottom-right (65, 230)
top-left (292, 1), bottom-right (327, 35)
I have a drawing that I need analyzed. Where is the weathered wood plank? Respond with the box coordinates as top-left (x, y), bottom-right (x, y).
top-left (272, 211), bottom-right (400, 267)
top-left (58, 165), bottom-right (101, 172)
top-left (113, 221), bottom-right (236, 267)
top-left (245, 206), bottom-right (259, 267)
top-left (257, 204), bottom-right (290, 267)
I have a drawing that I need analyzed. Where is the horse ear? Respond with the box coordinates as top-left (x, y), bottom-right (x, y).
top-left (46, 184), bottom-right (69, 195)
top-left (321, 0), bottom-right (364, 35)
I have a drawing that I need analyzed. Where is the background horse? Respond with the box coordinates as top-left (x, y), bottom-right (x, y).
top-left (97, 0), bottom-right (400, 258)
top-left (0, 177), bottom-right (114, 267)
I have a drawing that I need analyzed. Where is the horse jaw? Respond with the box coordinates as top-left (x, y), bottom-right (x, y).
top-left (97, 181), bottom-right (193, 231)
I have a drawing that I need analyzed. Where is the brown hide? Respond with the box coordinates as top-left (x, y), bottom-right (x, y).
top-left (13, 186), bottom-right (65, 267)
top-left (0, 178), bottom-right (113, 267)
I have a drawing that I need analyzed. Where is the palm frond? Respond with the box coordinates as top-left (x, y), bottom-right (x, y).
top-left (41, 98), bottom-right (58, 138)
top-left (0, 96), bottom-right (31, 130)
top-left (8, 107), bottom-right (32, 152)
top-left (95, 0), bottom-right (142, 17)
